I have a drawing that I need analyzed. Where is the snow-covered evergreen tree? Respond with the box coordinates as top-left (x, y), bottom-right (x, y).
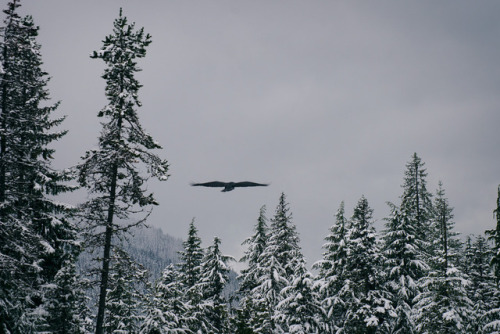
top-left (239, 205), bottom-right (269, 295)
top-left (197, 237), bottom-right (234, 334)
top-left (0, 1), bottom-right (76, 331)
top-left (269, 193), bottom-right (303, 279)
top-left (430, 182), bottom-right (462, 273)
top-left (176, 218), bottom-right (205, 333)
top-left (340, 196), bottom-right (394, 334)
top-left (313, 201), bottom-right (349, 333)
top-left (484, 185), bottom-right (500, 333)
top-left (400, 153), bottom-right (434, 241)
top-left (250, 193), bottom-right (303, 333)
top-left (45, 256), bottom-right (92, 334)
top-left (141, 264), bottom-right (189, 334)
top-left (488, 185), bottom-right (500, 285)
top-left (178, 219), bottom-right (205, 333)
top-left (462, 235), bottom-right (496, 333)
top-left (178, 219), bottom-right (204, 299)
top-left (251, 254), bottom-right (287, 333)
top-left (236, 205), bottom-right (268, 333)
top-left (381, 153), bottom-right (434, 333)
top-left (251, 193), bottom-right (302, 333)
top-left (381, 204), bottom-right (423, 333)
top-left (76, 9), bottom-right (169, 333)
top-left (104, 247), bottom-right (149, 334)
top-left (275, 256), bottom-right (323, 333)
top-left (413, 183), bottom-right (472, 334)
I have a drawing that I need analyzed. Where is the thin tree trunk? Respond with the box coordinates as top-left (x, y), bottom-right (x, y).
top-left (95, 160), bottom-right (118, 334)
top-left (95, 112), bottom-right (123, 334)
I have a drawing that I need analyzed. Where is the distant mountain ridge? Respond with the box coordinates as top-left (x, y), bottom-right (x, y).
top-left (124, 225), bottom-right (239, 298)
top-left (77, 225), bottom-right (183, 281)
top-left (77, 225), bottom-right (239, 299)
top-left (125, 225), bottom-right (184, 279)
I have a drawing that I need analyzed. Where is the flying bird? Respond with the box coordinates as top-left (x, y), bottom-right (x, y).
top-left (191, 181), bottom-right (269, 192)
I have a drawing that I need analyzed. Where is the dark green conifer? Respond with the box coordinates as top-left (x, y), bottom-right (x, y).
top-left (313, 201), bottom-right (349, 333)
top-left (341, 196), bottom-right (394, 334)
top-left (485, 185), bottom-right (500, 332)
top-left (413, 182), bottom-right (472, 334)
top-left (177, 219), bottom-right (205, 333)
top-left (236, 205), bottom-right (268, 333)
top-left (381, 153), bottom-right (434, 333)
top-left (76, 9), bottom-right (168, 334)
top-left (0, 1), bottom-right (76, 331)
top-left (197, 237), bottom-right (234, 333)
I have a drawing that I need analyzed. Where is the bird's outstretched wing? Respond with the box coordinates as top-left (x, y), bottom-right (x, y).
top-left (191, 181), bottom-right (227, 188)
top-left (234, 181), bottom-right (269, 188)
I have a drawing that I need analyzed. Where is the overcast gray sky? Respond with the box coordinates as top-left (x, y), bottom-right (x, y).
top-left (13, 0), bottom-right (500, 268)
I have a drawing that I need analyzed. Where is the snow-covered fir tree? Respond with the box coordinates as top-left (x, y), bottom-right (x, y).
top-left (313, 201), bottom-right (349, 333)
top-left (413, 182), bottom-right (472, 334)
top-left (0, 1), bottom-right (77, 332)
top-left (178, 219), bottom-right (205, 299)
top-left (275, 254), bottom-right (323, 333)
top-left (400, 153), bottom-right (434, 241)
top-left (266, 193), bottom-right (302, 280)
top-left (104, 247), bottom-right (149, 334)
top-left (340, 196), bottom-right (394, 334)
top-left (239, 205), bottom-right (269, 294)
top-left (484, 185), bottom-right (500, 333)
top-left (236, 205), bottom-right (268, 333)
top-left (197, 237), bottom-right (234, 334)
top-left (381, 153), bottom-right (434, 333)
top-left (251, 193), bottom-right (303, 333)
top-left (76, 9), bottom-right (169, 333)
top-left (45, 255), bottom-right (92, 334)
top-left (431, 182), bottom-right (463, 273)
top-left (462, 235), bottom-right (496, 333)
top-left (141, 264), bottom-right (190, 334)
top-left (488, 185), bottom-right (500, 285)
top-left (382, 204), bottom-right (424, 334)
top-left (177, 219), bottom-right (205, 333)
top-left (251, 254), bottom-right (287, 333)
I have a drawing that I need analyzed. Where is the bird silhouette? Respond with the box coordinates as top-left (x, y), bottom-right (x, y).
top-left (191, 181), bottom-right (269, 192)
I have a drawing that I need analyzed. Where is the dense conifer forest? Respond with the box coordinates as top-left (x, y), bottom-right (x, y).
top-left (1, 1), bottom-right (499, 333)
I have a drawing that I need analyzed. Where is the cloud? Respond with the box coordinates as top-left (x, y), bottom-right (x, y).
top-left (21, 0), bottom-right (500, 266)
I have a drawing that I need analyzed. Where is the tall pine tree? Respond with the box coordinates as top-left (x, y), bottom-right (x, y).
top-left (487, 185), bottom-right (500, 285)
top-left (197, 237), bottom-right (234, 334)
top-left (76, 9), bottom-right (169, 334)
top-left (236, 205), bottom-right (268, 333)
top-left (381, 204), bottom-right (424, 334)
top-left (485, 185), bottom-right (500, 333)
top-left (239, 205), bottom-right (269, 294)
top-left (141, 264), bottom-right (189, 334)
top-left (104, 247), bottom-right (149, 333)
top-left (275, 254), bottom-right (323, 333)
top-left (381, 153), bottom-right (433, 333)
top-left (178, 219), bottom-right (204, 292)
top-left (313, 201), bottom-right (349, 333)
top-left (0, 1), bottom-right (76, 332)
top-left (413, 182), bottom-right (472, 334)
top-left (251, 193), bottom-right (303, 333)
top-left (341, 196), bottom-right (394, 334)
top-left (177, 219), bottom-right (205, 333)
top-left (400, 153), bottom-right (434, 240)
top-left (462, 235), bottom-right (495, 333)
